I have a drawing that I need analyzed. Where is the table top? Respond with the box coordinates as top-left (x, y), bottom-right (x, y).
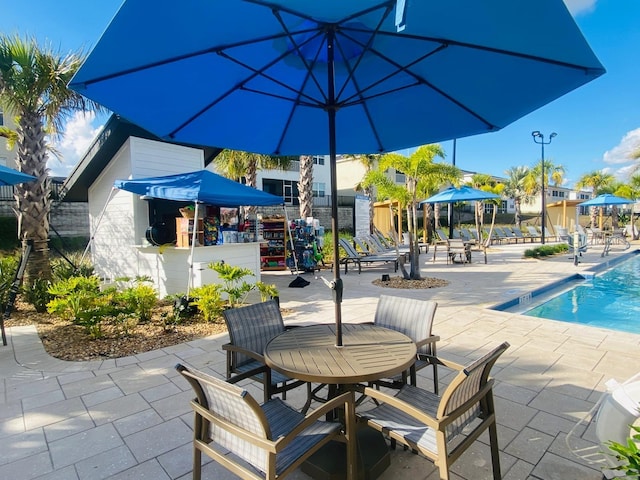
top-left (264, 324), bottom-right (417, 384)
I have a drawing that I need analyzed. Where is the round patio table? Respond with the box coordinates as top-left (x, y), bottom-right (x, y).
top-left (265, 323), bottom-right (417, 385)
top-left (265, 323), bottom-right (417, 479)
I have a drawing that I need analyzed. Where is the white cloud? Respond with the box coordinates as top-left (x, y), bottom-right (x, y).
top-left (563, 0), bottom-right (598, 15)
top-left (48, 112), bottom-right (102, 177)
top-left (601, 128), bottom-right (640, 180)
top-left (603, 128), bottom-right (640, 165)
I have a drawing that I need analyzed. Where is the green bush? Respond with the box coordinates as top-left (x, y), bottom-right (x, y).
top-left (208, 261), bottom-right (255, 308)
top-left (605, 424), bottom-right (640, 478)
top-left (189, 284), bottom-right (224, 322)
top-left (51, 253), bottom-right (94, 281)
top-left (523, 244), bottom-right (569, 258)
top-left (117, 280), bottom-right (158, 323)
top-left (22, 278), bottom-right (52, 313)
top-left (0, 254), bottom-right (20, 310)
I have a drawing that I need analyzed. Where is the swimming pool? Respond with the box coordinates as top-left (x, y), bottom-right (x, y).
top-left (493, 252), bottom-right (640, 334)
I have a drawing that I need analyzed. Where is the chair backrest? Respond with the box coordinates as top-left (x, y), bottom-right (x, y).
top-left (511, 226), bottom-right (525, 238)
top-left (373, 295), bottom-right (437, 356)
top-left (339, 237), bottom-right (359, 258)
top-left (353, 237), bottom-right (371, 254)
top-left (526, 226), bottom-right (539, 237)
top-left (222, 300), bottom-right (285, 367)
top-left (435, 228), bottom-right (448, 242)
top-left (436, 342), bottom-right (509, 439)
top-left (177, 364), bottom-right (272, 471)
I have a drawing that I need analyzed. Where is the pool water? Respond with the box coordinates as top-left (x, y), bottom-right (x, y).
top-left (523, 254), bottom-right (640, 333)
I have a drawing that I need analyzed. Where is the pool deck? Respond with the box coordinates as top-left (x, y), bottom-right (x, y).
top-left (2, 239), bottom-right (640, 479)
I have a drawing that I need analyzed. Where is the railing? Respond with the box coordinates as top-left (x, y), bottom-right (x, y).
top-left (0, 183), bottom-right (66, 201)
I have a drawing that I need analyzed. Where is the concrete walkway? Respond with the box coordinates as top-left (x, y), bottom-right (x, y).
top-left (2, 240), bottom-right (640, 479)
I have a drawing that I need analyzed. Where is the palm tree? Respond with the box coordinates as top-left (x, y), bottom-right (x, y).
top-left (502, 166), bottom-right (530, 227)
top-left (466, 173), bottom-right (495, 236)
top-left (348, 153), bottom-right (381, 234)
top-left (364, 145), bottom-right (459, 279)
top-left (0, 34), bottom-right (104, 282)
top-left (629, 173), bottom-right (640, 239)
top-left (213, 149), bottom-right (292, 217)
top-left (298, 155), bottom-right (313, 219)
top-left (575, 170), bottom-right (614, 229)
top-left (523, 159), bottom-right (565, 230)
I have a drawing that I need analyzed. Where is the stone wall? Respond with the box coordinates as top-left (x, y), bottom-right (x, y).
top-left (257, 205), bottom-right (354, 233)
top-left (0, 200), bottom-right (90, 238)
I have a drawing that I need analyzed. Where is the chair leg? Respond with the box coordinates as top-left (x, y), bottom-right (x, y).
top-left (193, 446), bottom-right (202, 480)
top-left (488, 420), bottom-right (502, 480)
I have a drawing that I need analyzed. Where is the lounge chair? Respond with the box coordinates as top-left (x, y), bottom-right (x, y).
top-left (525, 226), bottom-right (542, 242)
top-left (372, 295), bottom-right (440, 393)
top-left (357, 342), bottom-right (510, 480)
top-left (511, 226), bottom-right (531, 242)
top-left (176, 364), bottom-right (357, 480)
top-left (338, 238), bottom-right (398, 274)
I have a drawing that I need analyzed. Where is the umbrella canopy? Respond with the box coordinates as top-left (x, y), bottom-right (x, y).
top-left (0, 164), bottom-right (36, 186)
top-left (578, 194), bottom-right (632, 207)
top-left (420, 186), bottom-right (499, 204)
top-left (70, 0), bottom-right (604, 346)
top-left (114, 170), bottom-right (284, 207)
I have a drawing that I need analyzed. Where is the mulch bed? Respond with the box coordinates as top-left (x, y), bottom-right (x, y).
top-left (372, 276), bottom-right (449, 289)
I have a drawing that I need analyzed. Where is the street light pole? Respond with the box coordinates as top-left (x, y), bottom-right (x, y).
top-left (531, 131), bottom-right (556, 245)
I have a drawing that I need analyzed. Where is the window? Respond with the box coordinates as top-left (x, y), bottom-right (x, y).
top-left (313, 182), bottom-right (325, 198)
top-left (0, 110), bottom-right (3, 126)
top-left (395, 171), bottom-right (405, 183)
top-left (262, 178), bottom-right (299, 205)
top-left (313, 155), bottom-right (325, 166)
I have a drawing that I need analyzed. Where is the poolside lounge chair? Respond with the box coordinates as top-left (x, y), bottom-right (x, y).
top-left (525, 226), bottom-right (542, 242)
top-left (176, 364), bottom-right (357, 480)
top-left (511, 226), bottom-right (531, 242)
top-left (338, 238), bottom-right (398, 273)
top-left (372, 295), bottom-right (440, 393)
top-left (222, 300), bottom-right (312, 408)
top-left (357, 342), bottom-right (510, 480)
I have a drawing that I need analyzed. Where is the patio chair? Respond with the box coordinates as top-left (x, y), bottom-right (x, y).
top-left (372, 295), bottom-right (440, 393)
top-left (222, 300), bottom-right (311, 408)
top-left (338, 237), bottom-right (399, 274)
top-left (447, 238), bottom-right (470, 264)
top-left (356, 342), bottom-right (510, 480)
top-left (431, 228), bottom-right (451, 263)
top-left (176, 364), bottom-right (357, 480)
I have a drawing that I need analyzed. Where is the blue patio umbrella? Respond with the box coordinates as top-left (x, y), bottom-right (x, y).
top-left (0, 164), bottom-right (36, 186)
top-left (69, 0), bottom-right (604, 346)
top-left (578, 194), bottom-right (632, 207)
top-left (420, 186), bottom-right (499, 204)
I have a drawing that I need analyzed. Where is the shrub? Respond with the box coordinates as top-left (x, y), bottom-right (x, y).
top-left (605, 424), bottom-right (640, 478)
top-left (117, 280), bottom-right (158, 323)
top-left (22, 278), bottom-right (52, 313)
top-left (0, 254), bottom-right (20, 310)
top-left (51, 253), bottom-right (94, 281)
top-left (208, 261), bottom-right (255, 308)
top-left (189, 284), bottom-right (224, 322)
top-left (523, 244), bottom-right (569, 258)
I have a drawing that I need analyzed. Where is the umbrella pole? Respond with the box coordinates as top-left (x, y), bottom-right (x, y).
top-left (327, 30), bottom-right (343, 347)
top-left (186, 202), bottom-right (200, 298)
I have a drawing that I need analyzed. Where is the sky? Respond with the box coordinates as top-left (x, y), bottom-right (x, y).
top-left (1, 0), bottom-right (639, 188)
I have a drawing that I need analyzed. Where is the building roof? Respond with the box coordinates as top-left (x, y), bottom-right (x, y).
top-left (61, 114), bottom-right (221, 202)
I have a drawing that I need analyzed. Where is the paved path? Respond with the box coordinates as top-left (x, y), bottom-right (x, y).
top-left (1, 240), bottom-right (639, 479)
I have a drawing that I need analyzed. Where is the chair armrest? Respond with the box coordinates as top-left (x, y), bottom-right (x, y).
top-left (360, 386), bottom-right (439, 429)
top-left (274, 391), bottom-right (355, 451)
top-left (420, 353), bottom-right (464, 371)
top-left (415, 335), bottom-right (440, 350)
top-left (226, 365), bottom-right (269, 384)
top-left (222, 343), bottom-right (265, 364)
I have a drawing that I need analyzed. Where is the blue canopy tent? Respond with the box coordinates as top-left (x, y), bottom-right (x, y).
top-left (104, 170), bottom-right (284, 295)
top-left (0, 164), bottom-right (36, 186)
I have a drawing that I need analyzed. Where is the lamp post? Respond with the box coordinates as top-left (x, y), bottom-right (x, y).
top-left (531, 131), bottom-right (556, 245)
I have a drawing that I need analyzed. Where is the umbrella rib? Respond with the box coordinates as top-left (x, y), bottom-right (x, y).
top-left (347, 26), bottom-right (605, 74)
top-left (168, 33), bottom-right (327, 140)
top-left (338, 32), bottom-right (498, 129)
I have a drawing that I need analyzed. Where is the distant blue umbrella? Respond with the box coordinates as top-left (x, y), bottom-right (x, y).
top-left (420, 186), bottom-right (499, 204)
top-left (69, 0), bottom-right (604, 346)
top-left (578, 194), bottom-right (632, 207)
top-left (0, 164), bottom-right (36, 186)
